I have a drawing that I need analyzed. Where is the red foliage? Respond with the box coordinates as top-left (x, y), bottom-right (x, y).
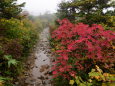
top-left (51, 19), bottom-right (115, 79)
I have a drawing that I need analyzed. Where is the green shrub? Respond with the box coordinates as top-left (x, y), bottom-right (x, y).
top-left (0, 18), bottom-right (39, 57)
top-left (0, 17), bottom-right (41, 85)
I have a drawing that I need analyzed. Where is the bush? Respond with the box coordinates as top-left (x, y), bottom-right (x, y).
top-left (51, 19), bottom-right (115, 86)
top-left (0, 18), bottom-right (39, 57)
top-left (0, 17), bottom-right (41, 85)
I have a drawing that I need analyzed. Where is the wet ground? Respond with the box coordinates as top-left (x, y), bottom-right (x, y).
top-left (16, 28), bottom-right (54, 86)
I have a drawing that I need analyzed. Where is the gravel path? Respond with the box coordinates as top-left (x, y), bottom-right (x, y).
top-left (16, 28), bottom-right (54, 86)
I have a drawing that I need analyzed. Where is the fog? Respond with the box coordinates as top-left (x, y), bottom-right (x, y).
top-left (17, 0), bottom-right (62, 15)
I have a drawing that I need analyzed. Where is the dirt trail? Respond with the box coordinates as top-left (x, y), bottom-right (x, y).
top-left (16, 28), bottom-right (54, 86)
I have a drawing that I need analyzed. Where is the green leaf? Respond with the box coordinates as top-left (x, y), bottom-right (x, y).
top-left (108, 76), bottom-right (115, 81)
top-left (4, 55), bottom-right (12, 60)
top-left (69, 80), bottom-right (75, 85)
top-left (75, 76), bottom-right (81, 84)
top-left (8, 59), bottom-right (18, 68)
top-left (0, 77), bottom-right (11, 81)
top-left (89, 72), bottom-right (101, 77)
top-left (4, 55), bottom-right (18, 67)
top-left (79, 83), bottom-right (86, 86)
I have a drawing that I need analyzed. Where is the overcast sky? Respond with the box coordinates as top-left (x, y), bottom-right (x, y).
top-left (17, 0), bottom-right (63, 15)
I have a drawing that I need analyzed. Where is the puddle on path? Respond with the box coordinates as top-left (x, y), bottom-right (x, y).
top-left (16, 28), bottom-right (54, 86)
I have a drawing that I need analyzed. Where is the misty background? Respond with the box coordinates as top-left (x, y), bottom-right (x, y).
top-left (17, 0), bottom-right (63, 15)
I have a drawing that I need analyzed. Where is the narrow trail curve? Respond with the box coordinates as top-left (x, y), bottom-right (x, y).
top-left (17, 28), bottom-right (54, 86)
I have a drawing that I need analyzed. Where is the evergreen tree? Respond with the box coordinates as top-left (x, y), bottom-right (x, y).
top-left (0, 0), bottom-right (25, 19)
top-left (57, 0), bottom-right (115, 26)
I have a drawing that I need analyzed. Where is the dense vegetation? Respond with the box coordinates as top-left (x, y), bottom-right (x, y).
top-left (51, 19), bottom-right (115, 86)
top-left (57, 0), bottom-right (115, 27)
top-left (0, 0), bottom-right (114, 86)
top-left (0, 0), bottom-right (44, 85)
top-left (0, 0), bottom-right (25, 19)
top-left (50, 0), bottom-right (115, 86)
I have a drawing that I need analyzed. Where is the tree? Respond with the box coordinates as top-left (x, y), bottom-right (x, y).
top-left (0, 0), bottom-right (25, 19)
top-left (57, 0), bottom-right (115, 26)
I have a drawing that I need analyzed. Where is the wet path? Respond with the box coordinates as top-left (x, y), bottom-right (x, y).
top-left (17, 28), bottom-right (53, 86)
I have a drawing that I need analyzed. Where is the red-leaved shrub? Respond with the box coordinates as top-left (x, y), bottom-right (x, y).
top-left (51, 19), bottom-right (115, 79)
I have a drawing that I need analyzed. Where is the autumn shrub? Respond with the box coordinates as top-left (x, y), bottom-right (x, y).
top-left (51, 19), bottom-right (115, 86)
top-left (0, 18), bottom-right (39, 57)
top-left (0, 17), bottom-right (41, 85)
top-left (0, 18), bottom-right (39, 58)
top-left (4, 39), bottom-right (23, 59)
